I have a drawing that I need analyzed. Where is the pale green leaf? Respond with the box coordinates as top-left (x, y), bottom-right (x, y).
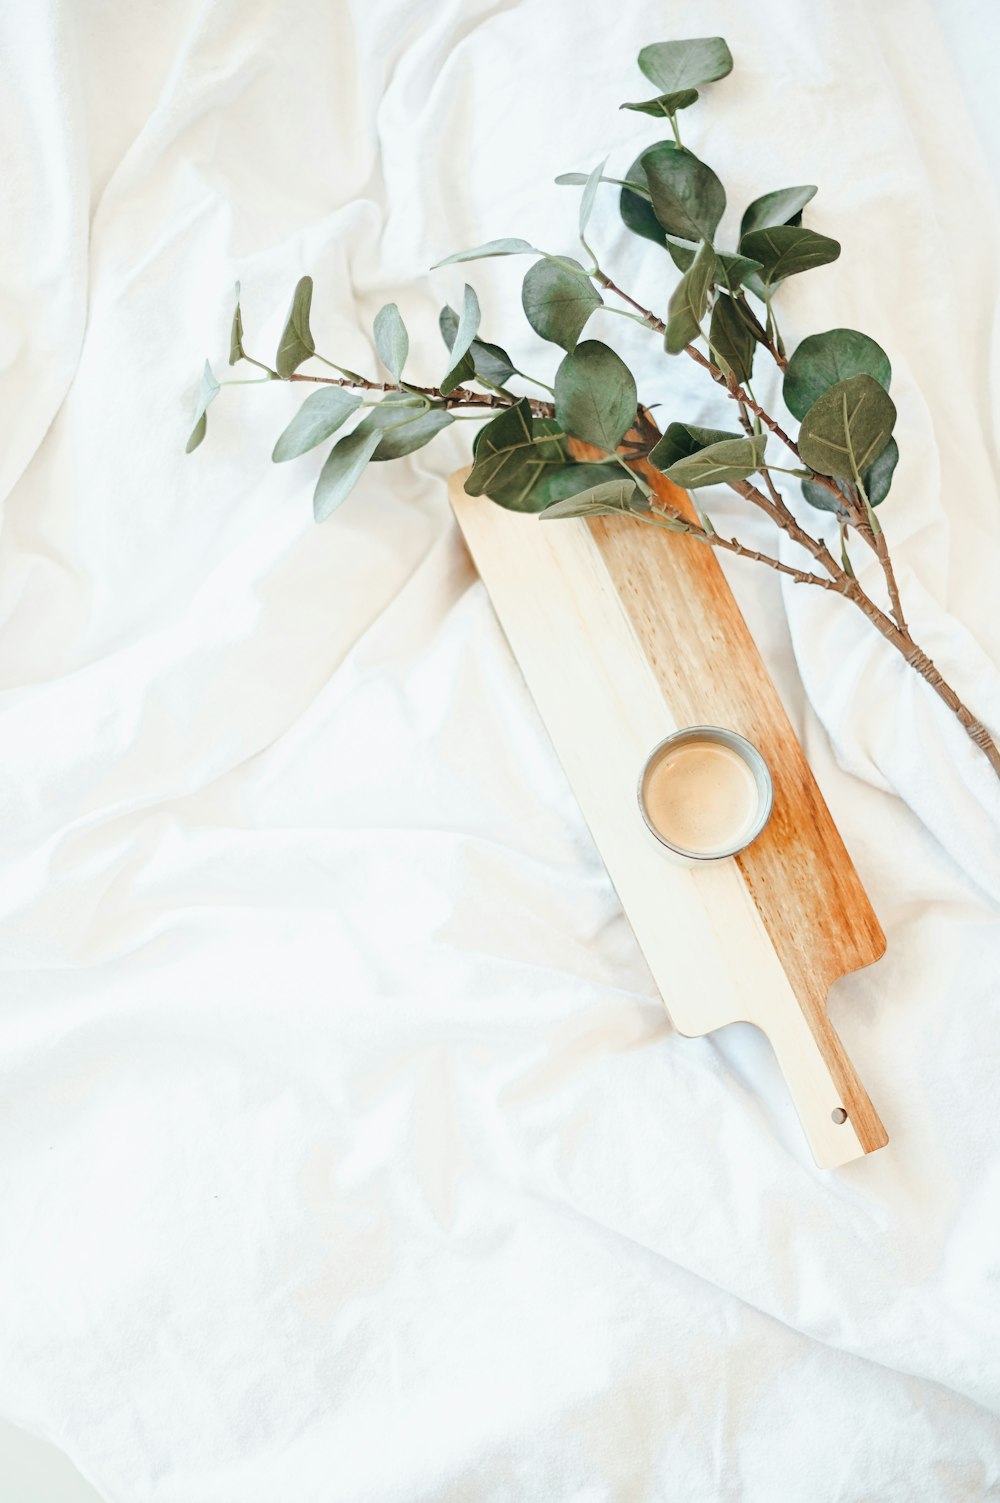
top-left (313, 428), bottom-right (382, 521)
top-left (439, 305), bottom-right (516, 387)
top-left (373, 303), bottom-right (409, 381)
top-left (229, 283), bottom-right (244, 366)
top-left (432, 238), bottom-right (537, 268)
top-left (275, 276), bottom-right (315, 378)
top-left (579, 157), bottom-right (608, 239)
top-left (185, 360), bottom-right (220, 453)
top-left (272, 387), bottom-right (363, 461)
top-left (354, 392), bottom-right (454, 459)
top-left (440, 284), bottom-right (481, 394)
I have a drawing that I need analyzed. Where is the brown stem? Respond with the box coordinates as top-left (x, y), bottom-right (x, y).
top-left (644, 492), bottom-right (834, 588)
top-left (288, 370), bottom-right (554, 418)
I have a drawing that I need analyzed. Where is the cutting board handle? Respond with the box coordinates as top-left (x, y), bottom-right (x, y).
top-left (764, 1001), bottom-right (888, 1168)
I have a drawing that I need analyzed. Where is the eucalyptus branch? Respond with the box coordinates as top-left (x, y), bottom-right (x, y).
top-left (188, 30), bottom-right (1000, 781)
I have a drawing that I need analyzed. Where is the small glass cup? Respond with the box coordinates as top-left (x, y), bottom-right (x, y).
top-left (637, 725), bottom-right (774, 864)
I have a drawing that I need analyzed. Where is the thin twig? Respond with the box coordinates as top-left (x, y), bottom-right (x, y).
top-left (288, 370), bottom-right (554, 418)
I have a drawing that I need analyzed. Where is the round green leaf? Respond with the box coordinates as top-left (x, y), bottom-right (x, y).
top-left (522, 257), bottom-right (602, 352)
top-left (737, 226), bottom-right (840, 292)
top-left (272, 387), bottom-right (363, 462)
top-left (637, 37), bottom-right (733, 93)
top-left (554, 340), bottom-right (638, 452)
top-left (464, 399), bottom-right (569, 511)
top-left (797, 374), bottom-right (897, 481)
top-left (739, 185), bottom-right (817, 240)
top-left (783, 328), bottom-right (891, 421)
top-left (641, 143), bottom-right (726, 242)
top-left (619, 152), bottom-right (667, 247)
top-left (800, 437), bottom-right (900, 515)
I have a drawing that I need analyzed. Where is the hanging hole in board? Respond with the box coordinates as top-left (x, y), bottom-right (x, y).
top-left (831, 1107), bottom-right (848, 1125)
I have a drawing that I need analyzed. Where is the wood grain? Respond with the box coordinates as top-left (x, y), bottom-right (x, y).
top-left (448, 457), bottom-right (889, 1168)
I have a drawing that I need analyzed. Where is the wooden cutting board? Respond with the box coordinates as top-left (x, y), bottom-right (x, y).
top-left (448, 456), bottom-right (888, 1169)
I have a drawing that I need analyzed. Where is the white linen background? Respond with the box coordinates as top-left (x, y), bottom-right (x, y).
top-left (2, 0), bottom-right (1000, 1498)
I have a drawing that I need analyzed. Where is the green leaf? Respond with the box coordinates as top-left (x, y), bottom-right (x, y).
top-left (522, 257), bottom-right (602, 352)
top-left (740, 185), bottom-right (817, 240)
top-left (657, 433), bottom-right (767, 490)
top-left (439, 305), bottom-right (516, 387)
top-left (313, 428), bottom-right (383, 521)
top-left (665, 240), bottom-right (717, 354)
top-left (621, 89), bottom-right (699, 117)
top-left (229, 283), bottom-right (244, 366)
top-left (783, 328), bottom-right (892, 421)
top-left (665, 237), bottom-right (762, 290)
top-left (641, 142), bottom-right (726, 242)
top-left (738, 226), bottom-right (840, 293)
top-left (579, 158), bottom-right (608, 240)
top-left (353, 392), bottom-right (455, 460)
top-left (432, 238), bottom-right (537, 268)
top-left (554, 340), bottom-right (638, 452)
top-left (797, 374), bottom-right (897, 481)
top-left (275, 276), bottom-right (315, 378)
top-left (648, 423), bottom-right (742, 474)
top-left (619, 152), bottom-right (668, 247)
top-left (464, 399), bottom-right (568, 511)
top-left (710, 294), bottom-right (755, 384)
top-left (440, 284), bottom-right (481, 395)
top-left (272, 386), bottom-right (363, 461)
top-left (185, 360), bottom-right (220, 453)
top-left (373, 303), bottom-right (409, 381)
top-left (539, 478), bottom-right (649, 520)
top-left (533, 461), bottom-right (628, 507)
top-left (638, 37), bottom-right (733, 93)
top-left (862, 435), bottom-right (899, 504)
top-left (800, 439), bottom-right (898, 515)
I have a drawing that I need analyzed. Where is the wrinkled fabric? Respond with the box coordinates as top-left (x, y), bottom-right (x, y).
top-left (1, 1), bottom-right (999, 1499)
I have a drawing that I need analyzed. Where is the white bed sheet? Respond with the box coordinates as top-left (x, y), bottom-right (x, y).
top-left (2, 1), bottom-right (1000, 1499)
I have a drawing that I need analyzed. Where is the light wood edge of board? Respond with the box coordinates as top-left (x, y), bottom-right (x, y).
top-left (447, 466), bottom-right (888, 1169)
